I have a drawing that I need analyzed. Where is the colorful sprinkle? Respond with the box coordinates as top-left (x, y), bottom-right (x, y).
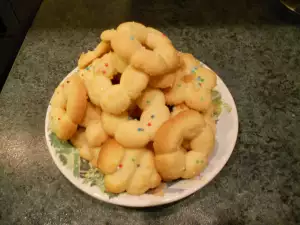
top-left (162, 33), bottom-right (166, 37)
top-left (196, 76), bottom-right (205, 82)
top-left (130, 36), bottom-right (134, 40)
top-left (104, 63), bottom-right (108, 67)
top-left (137, 128), bottom-right (144, 132)
top-left (191, 67), bottom-right (198, 73)
top-left (118, 164), bottom-right (123, 169)
top-left (132, 158), bottom-right (136, 162)
top-left (177, 84), bottom-right (182, 87)
top-left (85, 66), bottom-right (90, 70)
top-left (196, 160), bottom-right (204, 164)
top-left (198, 83), bottom-right (202, 86)
top-left (151, 114), bottom-right (155, 119)
top-left (200, 96), bottom-right (204, 101)
top-left (102, 70), bottom-right (106, 74)
top-left (147, 122), bottom-right (152, 127)
top-left (146, 100), bottom-right (151, 104)
top-left (61, 84), bottom-right (64, 88)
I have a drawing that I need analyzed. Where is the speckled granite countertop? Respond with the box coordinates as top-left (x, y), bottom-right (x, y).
top-left (1, 0), bottom-right (300, 224)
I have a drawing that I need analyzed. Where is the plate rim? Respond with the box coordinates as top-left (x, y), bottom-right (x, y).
top-left (44, 66), bottom-right (239, 208)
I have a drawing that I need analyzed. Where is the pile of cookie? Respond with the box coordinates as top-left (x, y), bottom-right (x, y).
top-left (49, 22), bottom-right (217, 195)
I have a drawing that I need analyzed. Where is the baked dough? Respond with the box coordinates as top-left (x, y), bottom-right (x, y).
top-left (153, 110), bottom-right (215, 181)
top-left (97, 139), bottom-right (161, 195)
top-left (164, 53), bottom-right (217, 112)
top-left (50, 75), bottom-right (87, 140)
top-left (101, 22), bottom-right (181, 76)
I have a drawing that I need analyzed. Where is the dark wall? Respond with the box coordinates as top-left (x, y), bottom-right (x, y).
top-left (0, 0), bottom-right (43, 91)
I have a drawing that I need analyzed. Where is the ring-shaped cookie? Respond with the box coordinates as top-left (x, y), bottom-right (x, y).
top-left (153, 110), bottom-right (215, 181)
top-left (100, 88), bottom-right (170, 148)
top-left (97, 139), bottom-right (161, 195)
top-left (164, 53), bottom-right (217, 112)
top-left (101, 22), bottom-right (181, 76)
top-left (82, 64), bottom-right (149, 115)
top-left (50, 75), bottom-right (88, 140)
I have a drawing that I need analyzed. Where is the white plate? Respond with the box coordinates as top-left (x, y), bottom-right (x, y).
top-left (45, 64), bottom-right (239, 207)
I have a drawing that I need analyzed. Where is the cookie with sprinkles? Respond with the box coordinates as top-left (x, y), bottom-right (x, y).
top-left (165, 53), bottom-right (217, 112)
top-left (113, 88), bottom-right (170, 148)
top-left (97, 139), bottom-right (161, 195)
top-left (92, 52), bottom-right (118, 79)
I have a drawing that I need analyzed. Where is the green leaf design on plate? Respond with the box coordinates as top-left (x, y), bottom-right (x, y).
top-left (105, 191), bottom-right (119, 199)
top-left (223, 102), bottom-right (232, 112)
top-left (212, 90), bottom-right (221, 101)
top-left (211, 89), bottom-right (231, 120)
top-left (80, 158), bottom-right (91, 172)
top-left (83, 168), bottom-right (104, 189)
top-left (73, 151), bottom-right (80, 178)
top-left (59, 154), bottom-right (67, 165)
top-left (83, 168), bottom-right (119, 199)
top-left (212, 90), bottom-right (223, 119)
top-left (49, 132), bottom-right (75, 154)
top-left (49, 132), bottom-right (80, 177)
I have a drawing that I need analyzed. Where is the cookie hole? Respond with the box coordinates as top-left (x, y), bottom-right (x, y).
top-left (141, 43), bottom-right (153, 51)
top-left (181, 140), bottom-right (191, 151)
top-left (146, 141), bottom-right (154, 151)
top-left (111, 73), bottom-right (121, 85)
top-left (128, 105), bottom-right (143, 120)
top-left (166, 105), bottom-right (173, 113)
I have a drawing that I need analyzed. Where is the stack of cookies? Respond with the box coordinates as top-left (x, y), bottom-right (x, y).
top-left (49, 22), bottom-right (217, 195)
